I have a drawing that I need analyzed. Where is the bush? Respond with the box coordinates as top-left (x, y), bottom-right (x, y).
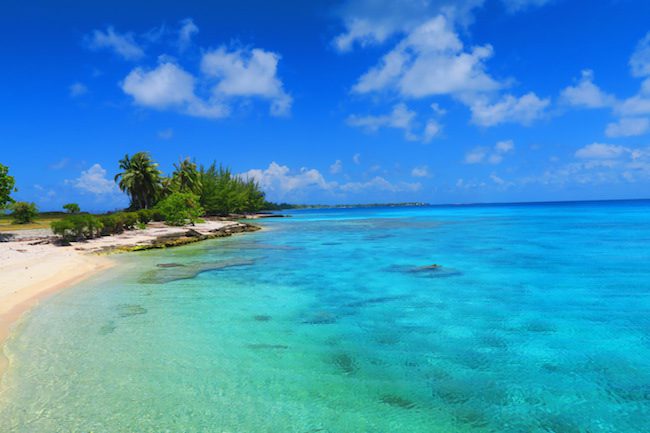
top-left (11, 201), bottom-right (38, 224)
top-left (63, 203), bottom-right (80, 214)
top-left (51, 215), bottom-right (103, 241)
top-left (155, 192), bottom-right (203, 226)
top-left (99, 214), bottom-right (123, 236)
top-left (137, 209), bottom-right (154, 224)
top-left (122, 212), bottom-right (139, 230)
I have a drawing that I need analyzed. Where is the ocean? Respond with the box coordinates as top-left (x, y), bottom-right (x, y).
top-left (1, 200), bottom-right (649, 432)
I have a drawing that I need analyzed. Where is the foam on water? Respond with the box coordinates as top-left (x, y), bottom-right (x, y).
top-left (1, 201), bottom-right (649, 432)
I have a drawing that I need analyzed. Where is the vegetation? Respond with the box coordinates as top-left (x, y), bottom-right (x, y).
top-left (171, 158), bottom-right (202, 195)
top-left (51, 214), bottom-right (103, 241)
top-left (10, 201), bottom-right (38, 224)
top-left (0, 163), bottom-right (16, 209)
top-left (199, 163), bottom-right (265, 215)
top-left (63, 203), bottom-right (80, 214)
top-left (155, 192), bottom-right (203, 226)
top-left (114, 152), bottom-right (162, 210)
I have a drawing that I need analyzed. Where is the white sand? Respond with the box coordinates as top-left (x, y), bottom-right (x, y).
top-left (0, 219), bottom-right (251, 374)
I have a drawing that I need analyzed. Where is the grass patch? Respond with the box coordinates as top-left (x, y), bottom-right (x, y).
top-left (0, 211), bottom-right (66, 232)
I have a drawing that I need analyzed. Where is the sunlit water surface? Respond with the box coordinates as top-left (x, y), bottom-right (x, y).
top-left (1, 201), bottom-right (649, 432)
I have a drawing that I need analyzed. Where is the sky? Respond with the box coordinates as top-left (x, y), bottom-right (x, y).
top-left (2, 0), bottom-right (650, 210)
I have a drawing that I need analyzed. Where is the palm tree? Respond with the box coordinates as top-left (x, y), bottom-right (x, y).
top-left (114, 152), bottom-right (162, 209)
top-left (172, 157), bottom-right (201, 195)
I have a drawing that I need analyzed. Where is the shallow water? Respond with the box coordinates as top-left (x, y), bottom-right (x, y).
top-left (1, 201), bottom-right (649, 432)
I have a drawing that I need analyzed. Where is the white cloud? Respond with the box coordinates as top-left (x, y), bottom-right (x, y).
top-left (87, 26), bottom-right (144, 60)
top-left (157, 128), bottom-right (174, 140)
top-left (465, 139), bottom-right (514, 164)
top-left (423, 119), bottom-right (441, 142)
top-left (333, 0), bottom-right (550, 52)
top-left (241, 162), bottom-right (334, 195)
top-left (339, 176), bottom-right (421, 192)
top-left (347, 103), bottom-right (417, 140)
top-left (121, 62), bottom-right (229, 119)
top-left (560, 70), bottom-right (615, 109)
top-left (353, 153), bottom-right (361, 164)
top-left (70, 164), bottom-right (117, 195)
top-left (241, 161), bottom-right (420, 199)
top-left (522, 143), bottom-right (650, 186)
top-left (69, 82), bottom-right (88, 97)
top-left (411, 165), bottom-right (431, 177)
top-left (49, 158), bottom-right (70, 170)
top-left (352, 16), bottom-right (499, 98)
top-left (330, 160), bottom-right (343, 174)
top-left (574, 143), bottom-right (628, 160)
top-left (178, 18), bottom-right (199, 51)
top-left (468, 92), bottom-right (549, 126)
top-left (630, 32), bottom-right (650, 78)
top-left (605, 117), bottom-right (650, 138)
top-left (501, 0), bottom-right (551, 12)
top-left (201, 46), bottom-right (292, 116)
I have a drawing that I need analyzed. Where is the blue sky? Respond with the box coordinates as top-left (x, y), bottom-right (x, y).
top-left (3, 0), bottom-right (650, 210)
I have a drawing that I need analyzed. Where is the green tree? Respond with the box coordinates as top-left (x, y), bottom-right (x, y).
top-left (0, 163), bottom-right (16, 209)
top-left (114, 152), bottom-right (163, 210)
top-left (199, 163), bottom-right (265, 215)
top-left (11, 201), bottom-right (37, 224)
top-left (63, 203), bottom-right (80, 214)
top-left (155, 192), bottom-right (203, 226)
top-left (171, 157), bottom-right (202, 195)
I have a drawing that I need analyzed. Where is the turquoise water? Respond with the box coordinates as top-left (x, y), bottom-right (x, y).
top-left (1, 201), bottom-right (650, 432)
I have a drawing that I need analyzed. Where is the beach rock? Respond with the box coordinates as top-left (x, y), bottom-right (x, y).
top-left (156, 263), bottom-right (185, 268)
top-left (331, 353), bottom-right (358, 375)
top-left (117, 304), bottom-right (147, 318)
top-left (380, 394), bottom-right (417, 409)
top-left (253, 315), bottom-right (272, 321)
top-left (302, 311), bottom-right (337, 325)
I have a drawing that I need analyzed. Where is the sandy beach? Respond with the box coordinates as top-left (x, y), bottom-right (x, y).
top-left (0, 219), bottom-right (258, 376)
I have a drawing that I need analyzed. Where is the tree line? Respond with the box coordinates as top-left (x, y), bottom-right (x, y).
top-left (1, 153), bottom-right (270, 232)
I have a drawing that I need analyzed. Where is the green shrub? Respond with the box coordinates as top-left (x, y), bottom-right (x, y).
top-left (11, 201), bottom-right (38, 224)
top-left (122, 212), bottom-right (139, 230)
top-left (63, 203), bottom-right (80, 214)
top-left (137, 209), bottom-right (154, 224)
top-left (51, 215), bottom-right (103, 241)
top-left (154, 192), bottom-right (203, 226)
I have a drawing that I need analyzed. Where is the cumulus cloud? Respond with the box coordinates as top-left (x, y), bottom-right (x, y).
top-left (70, 164), bottom-right (118, 195)
top-left (121, 62), bottom-right (229, 119)
top-left (574, 143), bottom-right (629, 160)
top-left (86, 26), bottom-right (144, 60)
top-left (333, 0), bottom-right (550, 52)
top-left (347, 103), bottom-right (442, 142)
top-left (330, 160), bottom-right (343, 174)
top-left (411, 165), bottom-right (431, 177)
top-left (345, 13), bottom-right (548, 131)
top-left (465, 139), bottom-right (514, 164)
top-left (468, 93), bottom-right (549, 126)
top-left (201, 46), bottom-right (293, 116)
top-left (521, 142), bottom-right (650, 186)
top-left (69, 82), bottom-right (88, 97)
top-left (240, 162), bottom-right (420, 199)
top-left (347, 103), bottom-right (417, 140)
top-left (352, 16), bottom-right (499, 97)
top-left (177, 18), bottom-right (199, 51)
top-left (353, 153), bottom-right (362, 164)
top-left (560, 70), bottom-right (615, 109)
top-left (630, 32), bottom-right (650, 78)
top-left (605, 117), bottom-right (650, 138)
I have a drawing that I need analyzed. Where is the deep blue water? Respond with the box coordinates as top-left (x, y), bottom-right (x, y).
top-left (1, 200), bottom-right (649, 432)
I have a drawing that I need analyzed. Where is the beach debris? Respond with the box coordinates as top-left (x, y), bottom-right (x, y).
top-left (253, 315), bottom-right (272, 322)
top-left (117, 304), bottom-right (147, 318)
top-left (380, 394), bottom-right (417, 409)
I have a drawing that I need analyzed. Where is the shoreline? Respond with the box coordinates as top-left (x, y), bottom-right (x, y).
top-left (0, 218), bottom-right (262, 379)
